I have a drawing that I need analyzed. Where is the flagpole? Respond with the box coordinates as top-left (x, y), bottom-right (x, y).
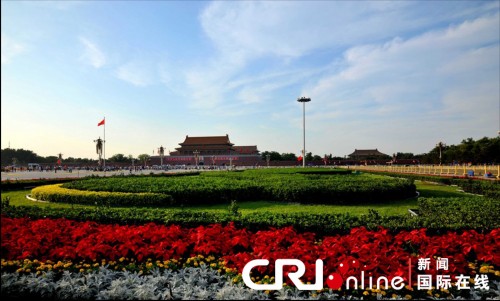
top-left (103, 116), bottom-right (106, 170)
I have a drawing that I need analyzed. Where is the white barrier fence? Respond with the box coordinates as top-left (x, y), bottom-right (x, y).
top-left (341, 164), bottom-right (499, 179)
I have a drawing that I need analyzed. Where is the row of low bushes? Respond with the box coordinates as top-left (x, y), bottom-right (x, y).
top-left (3, 196), bottom-right (498, 234)
top-left (30, 184), bottom-right (173, 207)
top-left (1, 264), bottom-right (497, 301)
top-left (1, 178), bottom-right (77, 191)
top-left (0, 266), bottom-right (274, 301)
top-left (365, 171), bottom-right (500, 198)
top-left (418, 197), bottom-right (500, 229)
top-left (0, 171), bottom-right (201, 191)
top-left (227, 168), bottom-right (353, 175)
top-left (59, 171), bottom-right (416, 206)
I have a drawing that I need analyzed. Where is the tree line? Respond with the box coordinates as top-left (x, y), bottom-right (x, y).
top-left (260, 151), bottom-right (343, 162)
top-left (261, 136), bottom-right (499, 164)
top-left (1, 148), bottom-right (96, 167)
top-left (2, 136), bottom-right (498, 167)
top-left (413, 137), bottom-right (499, 164)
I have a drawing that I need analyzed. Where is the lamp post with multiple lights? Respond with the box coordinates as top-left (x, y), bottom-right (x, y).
top-left (193, 150), bottom-right (200, 168)
top-left (297, 97), bottom-right (311, 168)
top-left (436, 141), bottom-right (445, 166)
top-left (158, 146), bottom-right (165, 167)
top-left (229, 156), bottom-right (233, 170)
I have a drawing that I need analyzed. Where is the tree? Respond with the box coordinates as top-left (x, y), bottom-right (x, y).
top-left (109, 153), bottom-right (127, 163)
top-left (312, 155), bottom-right (322, 161)
top-left (305, 152), bottom-right (313, 162)
top-left (261, 151), bottom-right (282, 161)
top-left (137, 154), bottom-right (150, 167)
top-left (1, 148), bottom-right (42, 166)
top-left (45, 156), bottom-right (58, 164)
top-left (395, 152), bottom-right (415, 159)
top-left (281, 153), bottom-right (298, 161)
top-left (415, 136), bottom-right (499, 164)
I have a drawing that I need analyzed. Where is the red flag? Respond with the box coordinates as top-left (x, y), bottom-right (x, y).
top-left (97, 119), bottom-right (105, 126)
top-left (297, 156), bottom-right (303, 162)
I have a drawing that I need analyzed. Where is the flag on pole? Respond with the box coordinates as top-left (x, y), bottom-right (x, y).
top-left (98, 119), bottom-right (105, 126)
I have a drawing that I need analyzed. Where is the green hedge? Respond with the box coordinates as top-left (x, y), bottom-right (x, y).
top-left (0, 201), bottom-right (412, 235)
top-left (0, 172), bottom-right (200, 191)
top-left (417, 197), bottom-right (500, 230)
top-left (2, 196), bottom-right (497, 234)
top-left (31, 184), bottom-right (173, 207)
top-left (365, 171), bottom-right (500, 197)
top-left (1, 178), bottom-right (77, 191)
top-left (59, 170), bottom-right (416, 206)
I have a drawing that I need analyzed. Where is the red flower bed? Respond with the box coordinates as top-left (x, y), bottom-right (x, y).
top-left (1, 216), bottom-right (498, 284)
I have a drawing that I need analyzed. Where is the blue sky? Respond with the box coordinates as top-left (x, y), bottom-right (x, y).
top-left (2, 1), bottom-right (499, 159)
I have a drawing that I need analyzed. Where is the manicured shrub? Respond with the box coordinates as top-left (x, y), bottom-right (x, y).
top-left (58, 170), bottom-right (416, 206)
top-left (3, 195), bottom-right (498, 233)
top-left (31, 184), bottom-right (173, 207)
top-left (366, 171), bottom-right (500, 197)
top-left (1, 178), bottom-right (76, 191)
top-left (417, 197), bottom-right (500, 230)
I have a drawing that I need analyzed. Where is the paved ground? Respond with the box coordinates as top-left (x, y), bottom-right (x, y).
top-left (0, 169), bottom-right (196, 181)
top-left (0, 166), bottom-right (251, 181)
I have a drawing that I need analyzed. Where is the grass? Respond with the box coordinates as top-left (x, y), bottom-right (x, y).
top-left (415, 181), bottom-right (470, 198)
top-left (0, 180), bottom-right (469, 216)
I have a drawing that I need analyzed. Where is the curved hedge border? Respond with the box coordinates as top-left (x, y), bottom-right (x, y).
top-left (60, 170), bottom-right (416, 206)
top-left (0, 172), bottom-right (200, 192)
top-left (31, 184), bottom-right (173, 207)
top-left (3, 195), bottom-right (498, 234)
top-left (1, 178), bottom-right (77, 191)
top-left (365, 171), bottom-right (500, 198)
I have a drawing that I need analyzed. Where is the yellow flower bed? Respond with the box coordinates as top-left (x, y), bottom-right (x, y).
top-left (31, 184), bottom-right (172, 206)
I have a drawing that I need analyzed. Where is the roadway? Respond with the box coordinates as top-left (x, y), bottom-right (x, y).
top-left (1, 169), bottom-right (194, 181)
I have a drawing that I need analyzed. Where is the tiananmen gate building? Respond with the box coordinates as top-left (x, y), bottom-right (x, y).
top-left (150, 135), bottom-right (262, 166)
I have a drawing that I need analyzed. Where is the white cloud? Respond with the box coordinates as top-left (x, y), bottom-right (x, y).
top-left (300, 13), bottom-right (499, 155)
top-left (200, 1), bottom-right (401, 59)
top-left (236, 68), bottom-right (323, 105)
top-left (188, 1), bottom-right (498, 113)
top-left (115, 61), bottom-right (154, 87)
top-left (79, 37), bottom-right (105, 68)
top-left (1, 34), bottom-right (25, 64)
top-left (199, 1), bottom-right (497, 60)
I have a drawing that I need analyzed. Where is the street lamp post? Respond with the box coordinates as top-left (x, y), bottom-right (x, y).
top-left (193, 150), bottom-right (200, 169)
top-left (266, 154), bottom-right (271, 168)
top-left (436, 142), bottom-right (445, 166)
top-left (297, 97), bottom-right (311, 168)
top-left (229, 151), bottom-right (233, 170)
top-left (158, 146), bottom-right (165, 167)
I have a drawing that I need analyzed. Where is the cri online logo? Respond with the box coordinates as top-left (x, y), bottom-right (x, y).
top-left (242, 259), bottom-right (406, 291)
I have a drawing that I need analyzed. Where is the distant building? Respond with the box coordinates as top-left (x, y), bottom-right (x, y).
top-left (151, 135), bottom-right (262, 166)
top-left (348, 149), bottom-right (389, 160)
top-left (171, 135), bottom-right (236, 156)
top-left (233, 145), bottom-right (259, 155)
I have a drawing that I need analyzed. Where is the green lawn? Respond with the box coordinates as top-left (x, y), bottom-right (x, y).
top-left (0, 180), bottom-right (468, 216)
top-left (415, 181), bottom-right (469, 198)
